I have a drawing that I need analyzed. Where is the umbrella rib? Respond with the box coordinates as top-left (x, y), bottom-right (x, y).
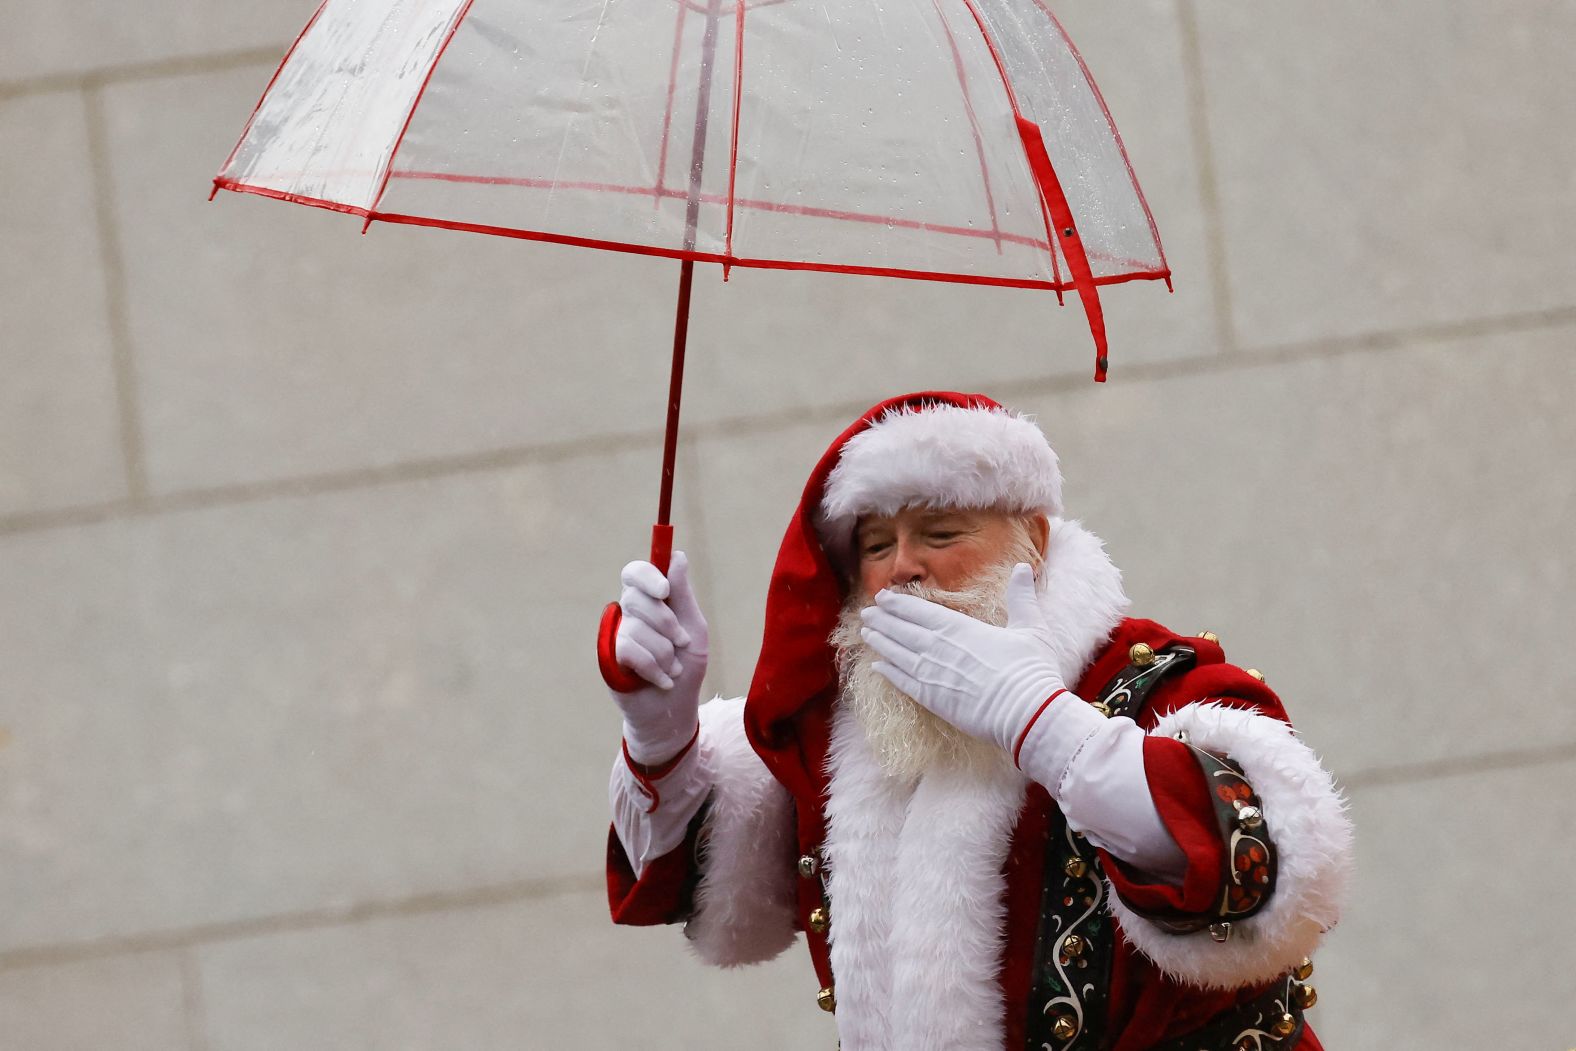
top-left (952, 0), bottom-right (1061, 294)
top-left (931, 0), bottom-right (1005, 256)
top-left (654, 0), bottom-right (691, 205)
top-left (682, 0), bottom-right (726, 252)
top-left (363, 0), bottom-right (480, 230)
top-left (723, 0), bottom-right (747, 276)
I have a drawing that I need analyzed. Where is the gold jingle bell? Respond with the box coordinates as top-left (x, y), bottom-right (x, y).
top-left (1270, 1013), bottom-right (1297, 1038)
top-left (1197, 630), bottom-right (1220, 643)
top-left (798, 854), bottom-right (819, 878)
top-left (1293, 983), bottom-right (1318, 1010)
top-left (1061, 934), bottom-right (1086, 959)
top-left (1063, 857), bottom-right (1089, 879)
top-left (808, 907), bottom-right (829, 934)
top-left (1129, 643), bottom-right (1157, 667)
top-left (1246, 668), bottom-right (1266, 683)
top-left (1050, 1015), bottom-right (1078, 1041)
top-left (1090, 699), bottom-right (1113, 718)
top-left (1293, 957), bottom-right (1314, 981)
top-left (817, 986), bottom-right (836, 1013)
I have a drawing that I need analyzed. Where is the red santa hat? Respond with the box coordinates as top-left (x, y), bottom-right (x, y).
top-left (816, 399), bottom-right (1064, 565)
top-left (743, 391), bottom-right (1064, 804)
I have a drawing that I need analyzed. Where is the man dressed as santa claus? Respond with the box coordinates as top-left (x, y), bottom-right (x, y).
top-left (599, 392), bottom-right (1353, 1051)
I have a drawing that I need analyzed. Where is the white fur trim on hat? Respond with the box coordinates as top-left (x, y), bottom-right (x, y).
top-left (818, 404), bottom-right (1063, 559)
top-left (1108, 702), bottom-right (1355, 991)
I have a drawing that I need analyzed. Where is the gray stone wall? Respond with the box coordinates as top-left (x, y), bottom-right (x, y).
top-left (3, 2), bottom-right (1573, 1047)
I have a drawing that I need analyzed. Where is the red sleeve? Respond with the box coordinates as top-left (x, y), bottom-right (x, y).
top-left (1099, 736), bottom-right (1226, 914)
top-left (605, 800), bottom-right (710, 926)
top-left (1101, 664), bottom-right (1292, 919)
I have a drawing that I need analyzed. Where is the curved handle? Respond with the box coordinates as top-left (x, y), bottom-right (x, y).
top-left (598, 602), bottom-right (649, 693)
top-left (596, 523), bottom-right (678, 692)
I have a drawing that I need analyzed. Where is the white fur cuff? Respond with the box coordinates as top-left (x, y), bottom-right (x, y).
top-left (683, 697), bottom-right (800, 968)
top-left (1107, 702), bottom-right (1355, 991)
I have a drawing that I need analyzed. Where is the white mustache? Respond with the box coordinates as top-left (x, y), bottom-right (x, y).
top-left (831, 560), bottom-right (1022, 782)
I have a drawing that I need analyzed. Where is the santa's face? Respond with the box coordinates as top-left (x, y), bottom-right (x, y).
top-left (833, 508), bottom-right (1048, 780)
top-left (832, 563), bottom-right (1015, 781)
top-left (853, 506), bottom-right (1048, 603)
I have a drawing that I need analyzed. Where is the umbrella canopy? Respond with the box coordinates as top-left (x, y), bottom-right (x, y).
top-left (215, 0), bottom-right (1168, 378)
top-left (214, 0), bottom-right (1172, 690)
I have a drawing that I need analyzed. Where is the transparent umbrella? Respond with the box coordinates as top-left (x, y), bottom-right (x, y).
top-left (212, 0), bottom-right (1169, 685)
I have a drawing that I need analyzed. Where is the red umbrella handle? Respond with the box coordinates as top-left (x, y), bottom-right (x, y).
top-left (597, 524), bottom-right (674, 693)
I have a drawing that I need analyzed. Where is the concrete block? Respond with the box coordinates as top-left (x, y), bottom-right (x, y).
top-left (0, 442), bottom-right (697, 950)
top-left (1195, 4), bottom-right (1576, 348)
top-left (195, 889), bottom-right (832, 1051)
top-left (0, 0), bottom-right (307, 82)
top-left (0, 91), bottom-right (125, 517)
top-left (0, 952), bottom-right (191, 1051)
top-left (1312, 759), bottom-right (1576, 1046)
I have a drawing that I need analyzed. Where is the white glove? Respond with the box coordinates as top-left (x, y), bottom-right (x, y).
top-left (862, 563), bottom-right (1186, 877)
top-left (859, 562), bottom-right (1068, 756)
top-left (611, 551), bottom-right (710, 766)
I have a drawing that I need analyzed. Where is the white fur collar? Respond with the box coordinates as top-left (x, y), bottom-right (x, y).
top-left (1033, 517), bottom-right (1130, 683)
top-left (822, 519), bottom-right (1128, 1050)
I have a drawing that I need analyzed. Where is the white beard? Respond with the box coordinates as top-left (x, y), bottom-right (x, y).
top-left (830, 560), bottom-right (1023, 784)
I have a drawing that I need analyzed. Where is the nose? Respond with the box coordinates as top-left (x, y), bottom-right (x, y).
top-left (886, 536), bottom-right (927, 588)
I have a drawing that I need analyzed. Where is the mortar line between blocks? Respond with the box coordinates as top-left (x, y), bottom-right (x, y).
top-left (0, 428), bottom-right (667, 537)
top-left (82, 84), bottom-right (150, 502)
top-left (1, 303), bottom-right (1573, 541)
top-left (986, 303), bottom-right (1576, 406)
top-left (0, 873), bottom-right (603, 975)
top-left (1175, 0), bottom-right (1238, 356)
top-left (0, 47), bottom-right (287, 101)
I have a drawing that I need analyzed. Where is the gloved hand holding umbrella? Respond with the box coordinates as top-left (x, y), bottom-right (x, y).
top-left (212, 0), bottom-right (1170, 690)
top-left (609, 552), bottom-right (709, 769)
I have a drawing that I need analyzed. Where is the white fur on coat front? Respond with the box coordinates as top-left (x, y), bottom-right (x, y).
top-left (682, 697), bottom-right (799, 967)
top-left (1107, 702), bottom-right (1355, 991)
top-left (824, 703), bottom-right (1028, 1051)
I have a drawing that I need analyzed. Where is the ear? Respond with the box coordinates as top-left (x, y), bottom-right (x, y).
top-left (1029, 513), bottom-right (1051, 560)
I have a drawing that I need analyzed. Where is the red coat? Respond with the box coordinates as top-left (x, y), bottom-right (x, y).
top-left (609, 616), bottom-right (1341, 1050)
